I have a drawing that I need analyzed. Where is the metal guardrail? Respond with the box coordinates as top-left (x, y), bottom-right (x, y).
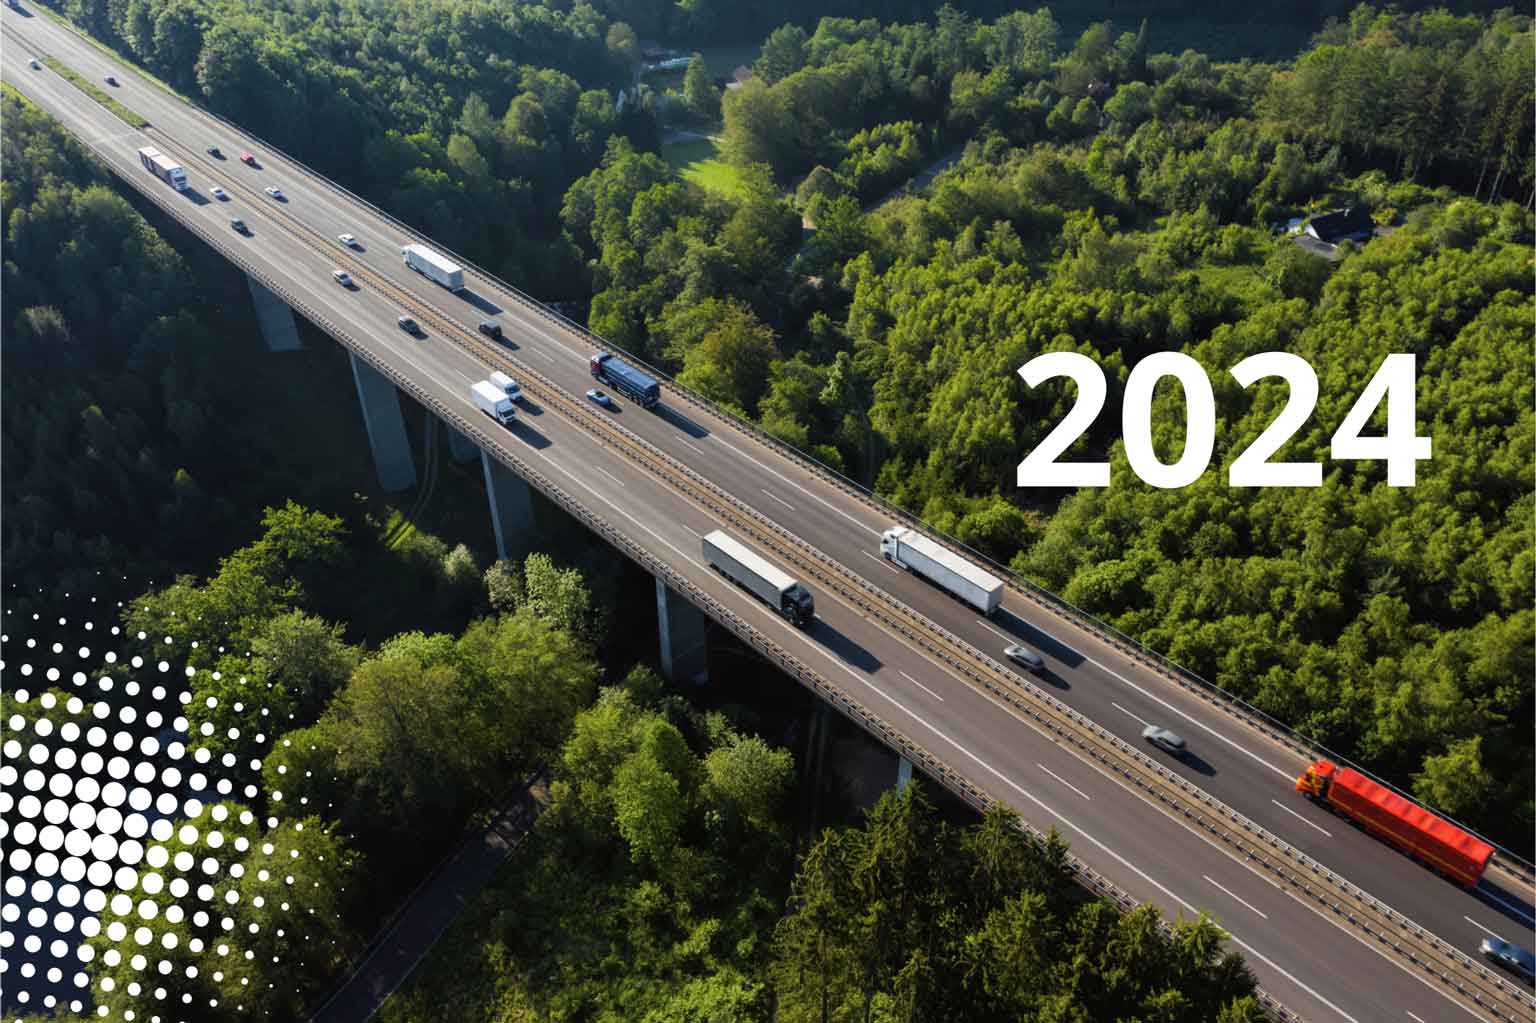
top-left (152, 84), bottom-right (1536, 882)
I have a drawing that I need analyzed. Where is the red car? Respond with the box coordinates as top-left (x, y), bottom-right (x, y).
top-left (239, 152), bottom-right (257, 166)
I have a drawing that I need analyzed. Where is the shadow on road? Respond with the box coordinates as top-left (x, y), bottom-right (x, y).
top-left (808, 618), bottom-right (881, 674)
top-left (510, 422), bottom-right (551, 450)
top-left (1477, 880), bottom-right (1536, 938)
top-left (1173, 750), bottom-right (1217, 777)
top-left (657, 404), bottom-right (710, 440)
top-left (461, 290), bottom-right (503, 316)
top-left (516, 398), bottom-right (544, 417)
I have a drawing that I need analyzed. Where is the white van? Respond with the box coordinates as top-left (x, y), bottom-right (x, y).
top-left (488, 370), bottom-right (522, 403)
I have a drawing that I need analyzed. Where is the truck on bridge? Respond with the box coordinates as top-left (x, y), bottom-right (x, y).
top-left (471, 380), bottom-right (516, 426)
top-left (1295, 760), bottom-right (1495, 887)
top-left (136, 147), bottom-right (187, 191)
top-left (401, 243), bottom-right (464, 290)
top-left (590, 352), bottom-right (660, 408)
top-left (880, 526), bottom-right (1004, 615)
top-left (703, 530), bottom-right (815, 627)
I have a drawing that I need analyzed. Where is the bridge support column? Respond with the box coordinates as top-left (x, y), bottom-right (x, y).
top-left (655, 579), bottom-right (708, 685)
top-left (896, 757), bottom-right (914, 792)
top-left (446, 422), bottom-right (478, 462)
top-left (245, 274), bottom-right (302, 352)
top-left (349, 353), bottom-right (416, 492)
top-left (482, 450), bottom-right (535, 561)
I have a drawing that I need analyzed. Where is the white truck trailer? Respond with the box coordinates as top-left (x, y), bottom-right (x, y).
top-left (471, 380), bottom-right (516, 425)
top-left (487, 370), bottom-right (522, 403)
top-left (880, 526), bottom-right (1004, 615)
top-left (401, 243), bottom-right (464, 290)
top-left (136, 147), bottom-right (187, 191)
top-left (702, 530), bottom-right (815, 627)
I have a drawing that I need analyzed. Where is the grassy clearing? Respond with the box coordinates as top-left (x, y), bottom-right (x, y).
top-left (42, 56), bottom-right (149, 127)
top-left (663, 137), bottom-right (748, 198)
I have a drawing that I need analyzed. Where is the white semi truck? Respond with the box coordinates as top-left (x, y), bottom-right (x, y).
top-left (703, 530), bottom-right (815, 627)
top-left (880, 526), bottom-right (1004, 615)
top-left (471, 380), bottom-right (516, 425)
top-left (401, 243), bottom-right (464, 290)
top-left (136, 147), bottom-right (187, 191)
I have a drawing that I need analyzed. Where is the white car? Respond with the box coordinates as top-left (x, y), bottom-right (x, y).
top-left (209, 186), bottom-right (228, 201)
top-left (331, 270), bottom-right (353, 287)
top-left (264, 186), bottom-right (284, 200)
top-left (338, 233), bottom-right (358, 248)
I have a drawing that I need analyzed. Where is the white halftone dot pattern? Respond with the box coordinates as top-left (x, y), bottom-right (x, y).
top-left (0, 603), bottom-right (339, 1021)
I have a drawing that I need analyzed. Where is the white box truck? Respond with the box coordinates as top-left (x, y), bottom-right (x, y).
top-left (137, 147), bottom-right (187, 191)
top-left (401, 243), bottom-right (464, 290)
top-left (471, 380), bottom-right (516, 425)
top-left (487, 370), bottom-right (522, 403)
top-left (880, 526), bottom-right (1004, 615)
top-left (703, 530), bottom-right (815, 627)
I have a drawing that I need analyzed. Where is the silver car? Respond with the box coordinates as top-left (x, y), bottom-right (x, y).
top-left (1004, 644), bottom-right (1045, 674)
top-left (1141, 725), bottom-right (1186, 755)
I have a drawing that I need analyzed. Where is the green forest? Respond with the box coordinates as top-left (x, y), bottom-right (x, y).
top-left (5, 0), bottom-right (1535, 1017)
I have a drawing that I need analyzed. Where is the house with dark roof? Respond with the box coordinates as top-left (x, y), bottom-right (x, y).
top-left (1305, 206), bottom-right (1374, 245)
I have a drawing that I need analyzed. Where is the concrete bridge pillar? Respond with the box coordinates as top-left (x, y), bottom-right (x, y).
top-left (655, 579), bottom-right (708, 685)
top-left (349, 353), bottom-right (416, 492)
top-left (446, 422), bottom-right (479, 462)
top-left (246, 274), bottom-right (302, 352)
top-left (481, 449), bottom-right (536, 561)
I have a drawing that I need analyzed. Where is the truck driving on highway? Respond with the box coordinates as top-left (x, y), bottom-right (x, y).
top-left (401, 243), bottom-right (464, 290)
top-left (1295, 760), bottom-right (1494, 887)
top-left (589, 352), bottom-right (660, 408)
top-left (487, 370), bottom-right (522, 404)
top-left (703, 530), bottom-right (815, 627)
top-left (880, 526), bottom-right (1004, 615)
top-left (470, 380), bottom-right (516, 426)
top-left (136, 147), bottom-right (187, 191)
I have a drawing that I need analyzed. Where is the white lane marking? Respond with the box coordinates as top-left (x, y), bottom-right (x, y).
top-left (804, 647), bottom-right (1371, 1021)
top-left (712, 435), bottom-right (882, 537)
top-left (594, 466), bottom-right (626, 488)
top-left (1407, 1012), bottom-right (1427, 1022)
top-left (1204, 874), bottom-right (1270, 919)
top-left (1478, 887), bottom-right (1536, 926)
top-left (1036, 763), bottom-right (1091, 801)
top-left (1112, 701), bottom-right (1152, 728)
top-left (1463, 916), bottom-right (1502, 939)
top-left (898, 670), bottom-right (945, 702)
top-left (760, 488), bottom-right (796, 511)
top-left (527, 348), bottom-right (555, 361)
top-left (975, 618), bottom-right (1014, 641)
top-left (534, 453), bottom-right (700, 569)
top-left (680, 524), bottom-right (702, 538)
top-left (1072, 646), bottom-right (1293, 781)
top-left (862, 551), bottom-right (901, 573)
top-left (1271, 799), bottom-right (1334, 838)
top-left (681, 440), bottom-right (708, 457)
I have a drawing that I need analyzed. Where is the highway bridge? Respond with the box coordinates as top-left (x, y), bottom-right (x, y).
top-left (4, 8), bottom-right (1534, 1020)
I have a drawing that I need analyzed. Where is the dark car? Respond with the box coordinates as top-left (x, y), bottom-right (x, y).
top-left (478, 319), bottom-right (504, 340)
top-left (397, 315), bottom-right (419, 335)
top-left (1141, 725), bottom-right (1187, 756)
top-left (1004, 644), bottom-right (1046, 674)
top-left (207, 145), bottom-right (223, 158)
top-left (1481, 937), bottom-right (1536, 982)
top-left (229, 217), bottom-right (248, 235)
top-left (103, 74), bottom-right (118, 86)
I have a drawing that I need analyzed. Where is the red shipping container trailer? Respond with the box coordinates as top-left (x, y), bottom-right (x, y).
top-left (1295, 760), bottom-right (1494, 887)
